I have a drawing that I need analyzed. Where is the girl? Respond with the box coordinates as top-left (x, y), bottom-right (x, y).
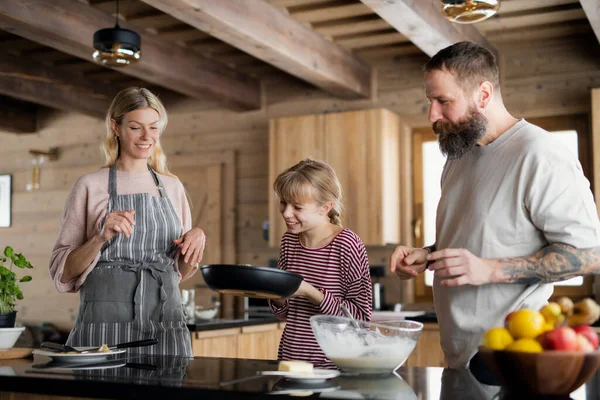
top-left (49, 87), bottom-right (206, 356)
top-left (269, 158), bottom-right (372, 368)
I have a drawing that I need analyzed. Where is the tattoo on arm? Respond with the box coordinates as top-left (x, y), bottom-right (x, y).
top-left (495, 243), bottom-right (600, 284)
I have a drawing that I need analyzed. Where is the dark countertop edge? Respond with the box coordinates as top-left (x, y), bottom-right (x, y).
top-left (0, 375), bottom-right (280, 400)
top-left (187, 316), bottom-right (280, 332)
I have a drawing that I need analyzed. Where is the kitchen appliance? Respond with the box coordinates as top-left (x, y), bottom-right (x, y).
top-left (373, 283), bottom-right (384, 311)
top-left (201, 264), bottom-right (303, 299)
top-left (244, 297), bottom-right (271, 319)
top-left (370, 266), bottom-right (386, 311)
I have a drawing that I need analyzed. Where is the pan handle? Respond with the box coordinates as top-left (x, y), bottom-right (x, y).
top-left (40, 342), bottom-right (77, 353)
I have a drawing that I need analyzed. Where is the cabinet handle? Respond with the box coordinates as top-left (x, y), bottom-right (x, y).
top-left (414, 218), bottom-right (422, 239)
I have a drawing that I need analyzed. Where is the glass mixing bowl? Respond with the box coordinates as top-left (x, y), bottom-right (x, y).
top-left (310, 315), bottom-right (423, 375)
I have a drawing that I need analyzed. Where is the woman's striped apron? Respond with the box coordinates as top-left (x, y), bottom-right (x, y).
top-left (66, 163), bottom-right (192, 357)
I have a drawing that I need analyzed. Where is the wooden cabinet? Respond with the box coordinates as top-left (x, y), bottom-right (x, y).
top-left (269, 108), bottom-right (404, 246)
top-left (237, 323), bottom-right (280, 360)
top-left (191, 322), bottom-right (285, 360)
top-left (192, 327), bottom-right (240, 358)
top-left (405, 323), bottom-right (446, 368)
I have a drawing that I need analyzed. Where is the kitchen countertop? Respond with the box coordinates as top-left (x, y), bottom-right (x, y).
top-left (187, 316), bottom-right (280, 332)
top-left (0, 354), bottom-right (598, 399)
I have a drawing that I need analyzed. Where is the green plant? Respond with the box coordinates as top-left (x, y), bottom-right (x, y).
top-left (0, 246), bottom-right (33, 314)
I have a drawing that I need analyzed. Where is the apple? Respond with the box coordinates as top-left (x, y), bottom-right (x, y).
top-left (504, 311), bottom-right (517, 329)
top-left (576, 334), bottom-right (595, 352)
top-left (573, 325), bottom-right (599, 349)
top-left (542, 327), bottom-right (578, 351)
top-left (537, 330), bottom-right (551, 349)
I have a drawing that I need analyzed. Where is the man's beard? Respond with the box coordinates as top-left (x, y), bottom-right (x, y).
top-left (433, 108), bottom-right (488, 160)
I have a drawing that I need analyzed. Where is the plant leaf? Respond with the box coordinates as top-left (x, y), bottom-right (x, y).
top-left (19, 276), bottom-right (32, 283)
top-left (4, 246), bottom-right (13, 258)
top-left (0, 266), bottom-right (10, 276)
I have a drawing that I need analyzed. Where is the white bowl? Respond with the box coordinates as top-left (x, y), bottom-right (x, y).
top-left (310, 316), bottom-right (423, 375)
top-left (195, 306), bottom-right (218, 320)
top-left (0, 326), bottom-right (25, 349)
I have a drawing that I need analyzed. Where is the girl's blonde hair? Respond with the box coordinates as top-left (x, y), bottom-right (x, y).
top-left (101, 87), bottom-right (175, 178)
top-left (273, 158), bottom-right (343, 226)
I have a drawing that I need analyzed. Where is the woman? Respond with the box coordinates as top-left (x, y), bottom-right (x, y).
top-left (49, 87), bottom-right (205, 356)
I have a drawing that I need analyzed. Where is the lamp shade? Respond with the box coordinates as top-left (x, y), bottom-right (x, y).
top-left (92, 26), bottom-right (141, 67)
top-left (441, 0), bottom-right (500, 24)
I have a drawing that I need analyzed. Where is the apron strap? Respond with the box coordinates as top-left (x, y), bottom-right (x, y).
top-left (109, 163), bottom-right (118, 200)
top-left (148, 165), bottom-right (168, 199)
top-left (109, 163), bottom-right (166, 199)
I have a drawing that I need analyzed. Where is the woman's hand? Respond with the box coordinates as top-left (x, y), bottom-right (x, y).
top-left (173, 227), bottom-right (206, 265)
top-left (97, 210), bottom-right (136, 242)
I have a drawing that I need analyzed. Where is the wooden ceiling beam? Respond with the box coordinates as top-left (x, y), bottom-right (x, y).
top-left (141, 0), bottom-right (372, 99)
top-left (489, 21), bottom-right (592, 43)
top-left (0, 56), bottom-right (115, 119)
top-left (359, 0), bottom-right (498, 58)
top-left (0, 0), bottom-right (261, 110)
top-left (499, 0), bottom-right (580, 14)
top-left (479, 8), bottom-right (586, 32)
top-left (0, 96), bottom-right (37, 134)
top-left (579, 0), bottom-right (600, 44)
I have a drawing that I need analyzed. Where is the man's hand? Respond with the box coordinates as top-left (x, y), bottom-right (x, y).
top-left (390, 246), bottom-right (429, 279)
top-left (427, 248), bottom-right (497, 286)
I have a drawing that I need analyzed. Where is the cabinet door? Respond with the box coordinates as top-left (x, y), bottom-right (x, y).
top-left (269, 115), bottom-right (326, 247)
top-left (192, 329), bottom-right (239, 358)
top-left (238, 323), bottom-right (280, 360)
top-left (324, 109), bottom-right (400, 245)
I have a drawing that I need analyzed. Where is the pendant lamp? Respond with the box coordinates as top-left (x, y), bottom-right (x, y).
top-left (92, 0), bottom-right (141, 67)
top-left (441, 0), bottom-right (500, 24)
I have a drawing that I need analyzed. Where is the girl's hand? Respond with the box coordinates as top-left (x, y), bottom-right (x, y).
top-left (292, 281), bottom-right (324, 305)
top-left (390, 246), bottom-right (428, 279)
top-left (292, 281), bottom-right (311, 297)
top-left (97, 210), bottom-right (136, 242)
top-left (173, 227), bottom-right (206, 265)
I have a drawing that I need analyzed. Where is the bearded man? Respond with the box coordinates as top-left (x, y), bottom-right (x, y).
top-left (390, 41), bottom-right (600, 372)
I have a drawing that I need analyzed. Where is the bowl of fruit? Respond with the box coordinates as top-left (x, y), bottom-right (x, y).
top-left (479, 297), bottom-right (600, 397)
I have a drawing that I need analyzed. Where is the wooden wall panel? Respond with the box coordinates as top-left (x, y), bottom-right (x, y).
top-left (0, 35), bottom-right (597, 330)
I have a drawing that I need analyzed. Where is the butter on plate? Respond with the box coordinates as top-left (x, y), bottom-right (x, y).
top-left (278, 360), bottom-right (314, 373)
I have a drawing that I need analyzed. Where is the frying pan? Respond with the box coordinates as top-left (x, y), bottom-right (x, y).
top-left (200, 264), bottom-right (303, 299)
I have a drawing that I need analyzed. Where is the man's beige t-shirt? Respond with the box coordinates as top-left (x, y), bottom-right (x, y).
top-left (433, 119), bottom-right (600, 368)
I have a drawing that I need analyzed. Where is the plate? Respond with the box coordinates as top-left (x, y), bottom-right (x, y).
top-left (32, 348), bottom-right (126, 364)
top-left (261, 368), bottom-right (341, 383)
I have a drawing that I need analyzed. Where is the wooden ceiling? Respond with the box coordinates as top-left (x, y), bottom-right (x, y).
top-left (0, 0), bottom-right (598, 133)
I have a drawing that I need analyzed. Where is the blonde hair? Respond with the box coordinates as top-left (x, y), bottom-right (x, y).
top-left (273, 158), bottom-right (343, 226)
top-left (102, 87), bottom-right (175, 178)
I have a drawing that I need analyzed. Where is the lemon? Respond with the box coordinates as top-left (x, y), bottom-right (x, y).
top-left (482, 327), bottom-right (514, 350)
top-left (506, 338), bottom-right (543, 353)
top-left (542, 322), bottom-right (554, 333)
top-left (507, 309), bottom-right (546, 339)
top-left (540, 302), bottom-right (563, 326)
